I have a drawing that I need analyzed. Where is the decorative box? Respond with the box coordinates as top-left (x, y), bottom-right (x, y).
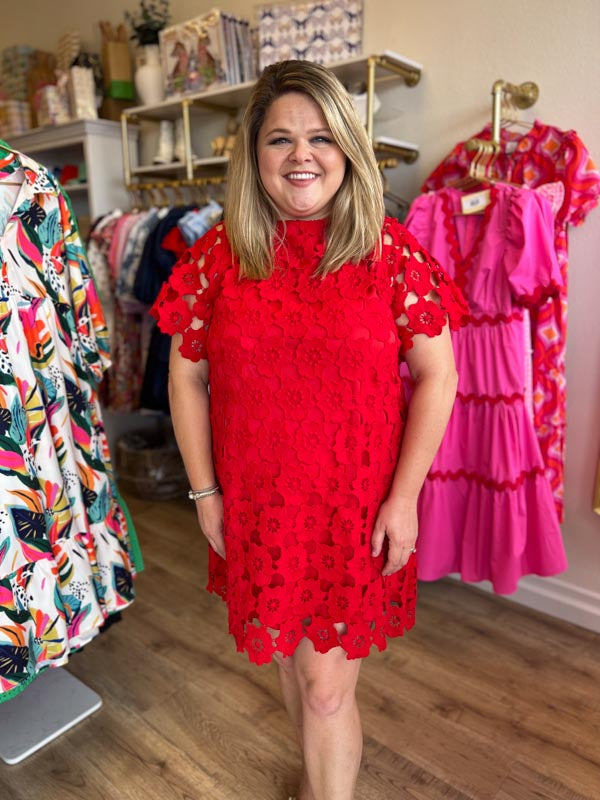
top-left (69, 66), bottom-right (98, 121)
top-left (256, 0), bottom-right (363, 71)
top-left (0, 45), bottom-right (34, 101)
top-left (160, 11), bottom-right (227, 98)
top-left (0, 100), bottom-right (31, 138)
top-left (160, 9), bottom-right (255, 98)
top-left (35, 85), bottom-right (71, 127)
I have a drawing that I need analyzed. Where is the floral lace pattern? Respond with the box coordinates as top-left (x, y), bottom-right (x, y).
top-left (151, 217), bottom-right (467, 663)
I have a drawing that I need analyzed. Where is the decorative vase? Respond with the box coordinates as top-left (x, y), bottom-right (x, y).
top-left (134, 44), bottom-right (164, 106)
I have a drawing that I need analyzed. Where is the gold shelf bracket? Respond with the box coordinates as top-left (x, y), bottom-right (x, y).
top-left (373, 142), bottom-right (419, 165)
top-left (374, 55), bottom-right (421, 87)
top-left (491, 79), bottom-right (539, 144)
top-left (366, 54), bottom-right (422, 142)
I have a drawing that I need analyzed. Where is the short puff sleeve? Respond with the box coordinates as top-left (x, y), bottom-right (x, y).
top-left (149, 222), bottom-right (227, 362)
top-left (558, 131), bottom-right (600, 227)
top-left (504, 190), bottom-right (563, 307)
top-left (383, 217), bottom-right (469, 356)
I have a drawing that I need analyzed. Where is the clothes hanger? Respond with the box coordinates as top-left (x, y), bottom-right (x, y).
top-left (500, 93), bottom-right (534, 134)
top-left (450, 136), bottom-right (523, 205)
top-left (448, 139), bottom-right (497, 192)
top-left (156, 182), bottom-right (170, 207)
top-left (171, 182), bottom-right (185, 206)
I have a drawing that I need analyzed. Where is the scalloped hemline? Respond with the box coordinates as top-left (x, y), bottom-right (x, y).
top-left (206, 583), bottom-right (416, 665)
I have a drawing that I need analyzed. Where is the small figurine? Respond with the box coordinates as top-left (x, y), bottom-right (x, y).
top-left (211, 135), bottom-right (226, 157)
top-left (222, 117), bottom-right (239, 158)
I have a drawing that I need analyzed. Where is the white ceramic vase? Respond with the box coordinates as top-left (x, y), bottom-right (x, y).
top-left (134, 44), bottom-right (164, 106)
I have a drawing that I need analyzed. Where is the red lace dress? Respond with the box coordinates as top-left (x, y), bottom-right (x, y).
top-left (151, 217), bottom-right (468, 663)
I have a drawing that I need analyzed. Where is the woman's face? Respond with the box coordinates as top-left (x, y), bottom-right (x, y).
top-left (256, 91), bottom-right (347, 220)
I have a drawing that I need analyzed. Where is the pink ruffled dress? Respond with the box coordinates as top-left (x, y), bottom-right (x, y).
top-left (405, 184), bottom-right (568, 594)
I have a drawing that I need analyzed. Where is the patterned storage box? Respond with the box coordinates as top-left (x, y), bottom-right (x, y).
top-left (1, 45), bottom-right (34, 101)
top-left (257, 0), bottom-right (363, 71)
top-left (0, 100), bottom-right (31, 138)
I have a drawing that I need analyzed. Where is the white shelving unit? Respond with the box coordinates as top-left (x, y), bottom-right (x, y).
top-left (8, 119), bottom-right (139, 223)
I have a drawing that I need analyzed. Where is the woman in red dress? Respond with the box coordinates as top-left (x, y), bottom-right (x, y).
top-left (152, 60), bottom-right (467, 800)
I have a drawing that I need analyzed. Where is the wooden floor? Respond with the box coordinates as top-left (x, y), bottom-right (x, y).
top-left (1, 495), bottom-right (600, 800)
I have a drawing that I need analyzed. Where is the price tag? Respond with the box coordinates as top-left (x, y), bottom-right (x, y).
top-left (460, 189), bottom-right (491, 215)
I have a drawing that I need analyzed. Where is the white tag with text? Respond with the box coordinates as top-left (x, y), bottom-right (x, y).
top-left (460, 189), bottom-right (491, 215)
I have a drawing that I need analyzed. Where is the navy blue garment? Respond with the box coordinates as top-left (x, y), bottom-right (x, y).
top-left (134, 206), bottom-right (195, 412)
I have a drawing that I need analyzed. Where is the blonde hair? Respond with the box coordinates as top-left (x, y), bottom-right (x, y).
top-left (225, 60), bottom-right (385, 279)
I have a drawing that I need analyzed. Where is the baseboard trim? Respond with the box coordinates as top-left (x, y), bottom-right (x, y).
top-left (447, 573), bottom-right (600, 633)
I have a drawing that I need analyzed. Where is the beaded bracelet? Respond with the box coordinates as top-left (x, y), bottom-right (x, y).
top-left (188, 484), bottom-right (220, 500)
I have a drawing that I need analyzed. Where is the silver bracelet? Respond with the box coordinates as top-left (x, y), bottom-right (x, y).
top-left (188, 484), bottom-right (220, 500)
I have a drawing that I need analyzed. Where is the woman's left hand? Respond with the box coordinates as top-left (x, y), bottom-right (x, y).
top-left (371, 497), bottom-right (418, 576)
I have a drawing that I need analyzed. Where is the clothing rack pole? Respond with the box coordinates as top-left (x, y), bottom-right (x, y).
top-left (126, 175), bottom-right (228, 208)
top-left (463, 78), bottom-right (540, 179)
top-left (490, 79), bottom-right (540, 145)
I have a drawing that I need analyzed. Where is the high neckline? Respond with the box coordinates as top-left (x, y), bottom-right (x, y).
top-left (276, 217), bottom-right (328, 233)
top-left (274, 218), bottom-right (328, 267)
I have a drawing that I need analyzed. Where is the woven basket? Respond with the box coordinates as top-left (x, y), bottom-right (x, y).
top-left (116, 428), bottom-right (187, 500)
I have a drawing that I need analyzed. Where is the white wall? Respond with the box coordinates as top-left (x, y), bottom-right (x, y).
top-left (3, 0), bottom-right (599, 623)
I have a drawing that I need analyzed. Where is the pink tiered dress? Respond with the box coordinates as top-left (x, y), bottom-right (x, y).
top-left (405, 184), bottom-right (568, 594)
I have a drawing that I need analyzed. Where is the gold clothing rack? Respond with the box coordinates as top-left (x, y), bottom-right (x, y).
top-left (489, 79), bottom-right (539, 145)
top-left (466, 79), bottom-right (539, 151)
top-left (126, 175), bottom-right (227, 207)
top-left (464, 78), bottom-right (539, 180)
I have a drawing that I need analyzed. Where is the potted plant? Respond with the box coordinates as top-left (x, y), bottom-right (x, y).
top-left (125, 0), bottom-right (170, 104)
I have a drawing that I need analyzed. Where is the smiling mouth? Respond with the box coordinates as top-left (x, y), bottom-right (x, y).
top-left (285, 172), bottom-right (320, 181)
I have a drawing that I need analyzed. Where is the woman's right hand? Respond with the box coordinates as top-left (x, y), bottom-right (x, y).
top-left (195, 493), bottom-right (226, 558)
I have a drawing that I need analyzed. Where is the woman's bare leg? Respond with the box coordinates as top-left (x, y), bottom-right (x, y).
top-left (276, 655), bottom-right (315, 800)
top-left (292, 635), bottom-right (362, 800)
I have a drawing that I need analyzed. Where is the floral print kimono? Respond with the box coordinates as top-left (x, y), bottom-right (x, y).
top-left (0, 143), bottom-right (142, 703)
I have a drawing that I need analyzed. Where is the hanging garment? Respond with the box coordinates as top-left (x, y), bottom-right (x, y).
top-left (134, 205), bottom-right (195, 412)
top-left (87, 210), bottom-right (123, 334)
top-left (423, 121), bottom-right (600, 521)
top-left (117, 206), bottom-right (168, 302)
top-left (405, 183), bottom-right (568, 594)
top-left (87, 210), bottom-right (124, 409)
top-left (151, 218), bottom-right (468, 664)
top-left (177, 200), bottom-right (223, 246)
top-left (107, 212), bottom-right (149, 412)
top-left (0, 145), bottom-right (142, 703)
